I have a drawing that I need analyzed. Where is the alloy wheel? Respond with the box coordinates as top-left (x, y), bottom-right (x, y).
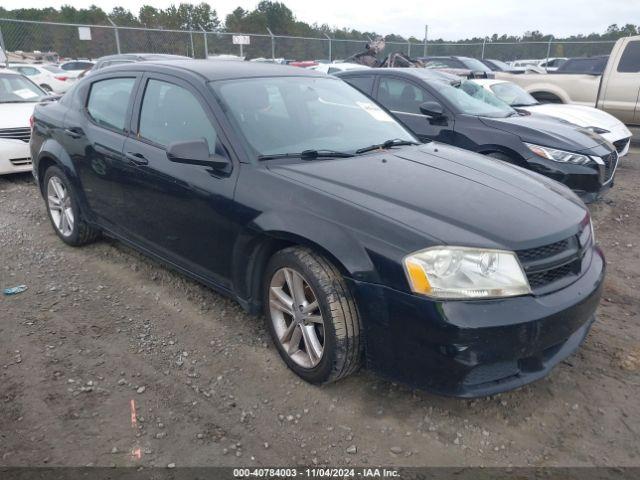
top-left (47, 176), bottom-right (74, 237)
top-left (269, 267), bottom-right (325, 368)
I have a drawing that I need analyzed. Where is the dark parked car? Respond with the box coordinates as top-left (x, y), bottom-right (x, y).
top-left (419, 56), bottom-right (495, 78)
top-left (551, 56), bottom-right (609, 75)
top-left (31, 61), bottom-right (604, 397)
top-left (337, 68), bottom-right (618, 202)
top-left (479, 58), bottom-right (524, 73)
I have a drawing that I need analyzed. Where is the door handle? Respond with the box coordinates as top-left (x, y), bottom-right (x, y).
top-left (64, 127), bottom-right (84, 138)
top-left (126, 152), bottom-right (149, 166)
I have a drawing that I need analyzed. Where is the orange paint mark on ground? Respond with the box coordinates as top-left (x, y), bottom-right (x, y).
top-left (130, 399), bottom-right (137, 427)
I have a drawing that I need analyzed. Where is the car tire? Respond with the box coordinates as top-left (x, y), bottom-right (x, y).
top-left (263, 246), bottom-right (363, 385)
top-left (40, 84), bottom-right (52, 92)
top-left (43, 166), bottom-right (100, 246)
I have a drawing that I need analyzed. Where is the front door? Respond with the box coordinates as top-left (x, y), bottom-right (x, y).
top-left (374, 76), bottom-right (454, 143)
top-left (119, 74), bottom-right (239, 288)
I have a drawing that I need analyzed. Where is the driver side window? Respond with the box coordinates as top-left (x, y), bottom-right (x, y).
top-left (377, 78), bottom-right (433, 115)
top-left (138, 79), bottom-right (222, 156)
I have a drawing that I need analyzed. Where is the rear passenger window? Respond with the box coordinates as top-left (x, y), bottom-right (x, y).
top-left (618, 41), bottom-right (640, 73)
top-left (86, 77), bottom-right (135, 131)
top-left (138, 79), bottom-right (219, 155)
top-left (343, 76), bottom-right (374, 96)
top-left (377, 77), bottom-right (431, 114)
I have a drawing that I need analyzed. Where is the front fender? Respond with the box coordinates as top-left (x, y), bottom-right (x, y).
top-left (232, 209), bottom-right (379, 308)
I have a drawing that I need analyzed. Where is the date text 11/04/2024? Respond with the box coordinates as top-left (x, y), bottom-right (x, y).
top-left (232, 468), bottom-right (401, 477)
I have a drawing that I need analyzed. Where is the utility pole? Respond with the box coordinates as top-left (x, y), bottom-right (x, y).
top-left (0, 26), bottom-right (8, 67)
top-left (546, 36), bottom-right (553, 69)
top-left (423, 25), bottom-right (428, 57)
top-left (324, 33), bottom-right (332, 62)
top-left (266, 27), bottom-right (275, 60)
top-left (107, 17), bottom-right (121, 54)
top-left (201, 27), bottom-right (208, 59)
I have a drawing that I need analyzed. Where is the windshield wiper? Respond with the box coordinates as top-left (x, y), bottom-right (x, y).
top-left (355, 139), bottom-right (420, 155)
top-left (257, 149), bottom-right (354, 161)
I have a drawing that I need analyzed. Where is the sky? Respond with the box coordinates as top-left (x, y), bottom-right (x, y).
top-left (2, 0), bottom-right (639, 40)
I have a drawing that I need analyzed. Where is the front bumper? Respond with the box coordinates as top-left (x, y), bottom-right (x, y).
top-left (0, 140), bottom-right (32, 175)
top-left (524, 153), bottom-right (616, 203)
top-left (348, 246), bottom-right (604, 397)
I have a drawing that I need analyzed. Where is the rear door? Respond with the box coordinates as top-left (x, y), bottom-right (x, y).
top-left (119, 73), bottom-right (240, 287)
top-left (62, 74), bottom-right (140, 229)
top-left (600, 39), bottom-right (640, 124)
top-left (372, 75), bottom-right (454, 142)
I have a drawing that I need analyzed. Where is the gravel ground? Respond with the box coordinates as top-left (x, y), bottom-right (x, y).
top-left (1, 152), bottom-right (639, 468)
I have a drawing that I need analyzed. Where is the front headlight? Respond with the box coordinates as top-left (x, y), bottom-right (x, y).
top-left (403, 247), bottom-right (531, 299)
top-left (525, 142), bottom-right (592, 165)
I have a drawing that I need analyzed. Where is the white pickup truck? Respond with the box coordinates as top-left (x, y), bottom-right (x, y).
top-left (497, 35), bottom-right (640, 125)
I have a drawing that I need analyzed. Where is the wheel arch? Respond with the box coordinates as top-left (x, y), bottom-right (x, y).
top-left (36, 139), bottom-right (78, 192)
top-left (476, 146), bottom-right (529, 168)
top-left (234, 215), bottom-right (375, 314)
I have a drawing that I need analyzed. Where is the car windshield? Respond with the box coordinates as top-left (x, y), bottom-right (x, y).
top-left (489, 82), bottom-right (538, 107)
top-left (41, 65), bottom-right (65, 74)
top-left (211, 76), bottom-right (416, 157)
top-left (0, 74), bottom-right (47, 103)
top-left (431, 80), bottom-right (516, 118)
top-left (460, 58), bottom-right (492, 72)
top-left (488, 59), bottom-right (511, 70)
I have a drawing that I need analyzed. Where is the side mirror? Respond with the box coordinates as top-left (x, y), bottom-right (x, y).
top-left (166, 139), bottom-right (230, 170)
top-left (419, 101), bottom-right (445, 118)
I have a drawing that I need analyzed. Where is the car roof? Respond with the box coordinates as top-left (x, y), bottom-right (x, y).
top-left (336, 67), bottom-right (459, 84)
top-left (103, 59), bottom-right (327, 81)
top-left (96, 53), bottom-right (189, 62)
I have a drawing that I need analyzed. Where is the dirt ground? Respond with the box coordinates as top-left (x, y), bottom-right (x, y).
top-left (1, 151), bottom-right (639, 469)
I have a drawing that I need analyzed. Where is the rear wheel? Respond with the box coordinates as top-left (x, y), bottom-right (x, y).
top-left (40, 84), bottom-right (52, 92)
top-left (44, 166), bottom-right (100, 246)
top-left (264, 247), bottom-right (363, 384)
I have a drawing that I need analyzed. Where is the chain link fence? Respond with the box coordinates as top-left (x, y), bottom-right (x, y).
top-left (0, 18), bottom-right (618, 64)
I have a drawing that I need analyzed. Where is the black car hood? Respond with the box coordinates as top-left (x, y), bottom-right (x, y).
top-left (268, 143), bottom-right (587, 251)
top-left (479, 113), bottom-right (605, 153)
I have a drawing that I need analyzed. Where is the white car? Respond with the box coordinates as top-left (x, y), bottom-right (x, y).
top-left (309, 62), bottom-right (370, 75)
top-left (0, 70), bottom-right (50, 175)
top-left (473, 78), bottom-right (633, 157)
top-left (58, 60), bottom-right (95, 79)
top-left (8, 63), bottom-right (74, 94)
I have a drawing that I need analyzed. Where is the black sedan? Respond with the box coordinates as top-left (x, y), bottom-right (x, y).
top-left (31, 60), bottom-right (604, 397)
top-left (337, 68), bottom-right (618, 202)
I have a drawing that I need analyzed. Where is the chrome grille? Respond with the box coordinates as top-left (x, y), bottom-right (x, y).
top-left (10, 158), bottom-right (31, 166)
top-left (613, 138), bottom-right (630, 154)
top-left (0, 127), bottom-right (31, 142)
top-left (600, 151), bottom-right (618, 184)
